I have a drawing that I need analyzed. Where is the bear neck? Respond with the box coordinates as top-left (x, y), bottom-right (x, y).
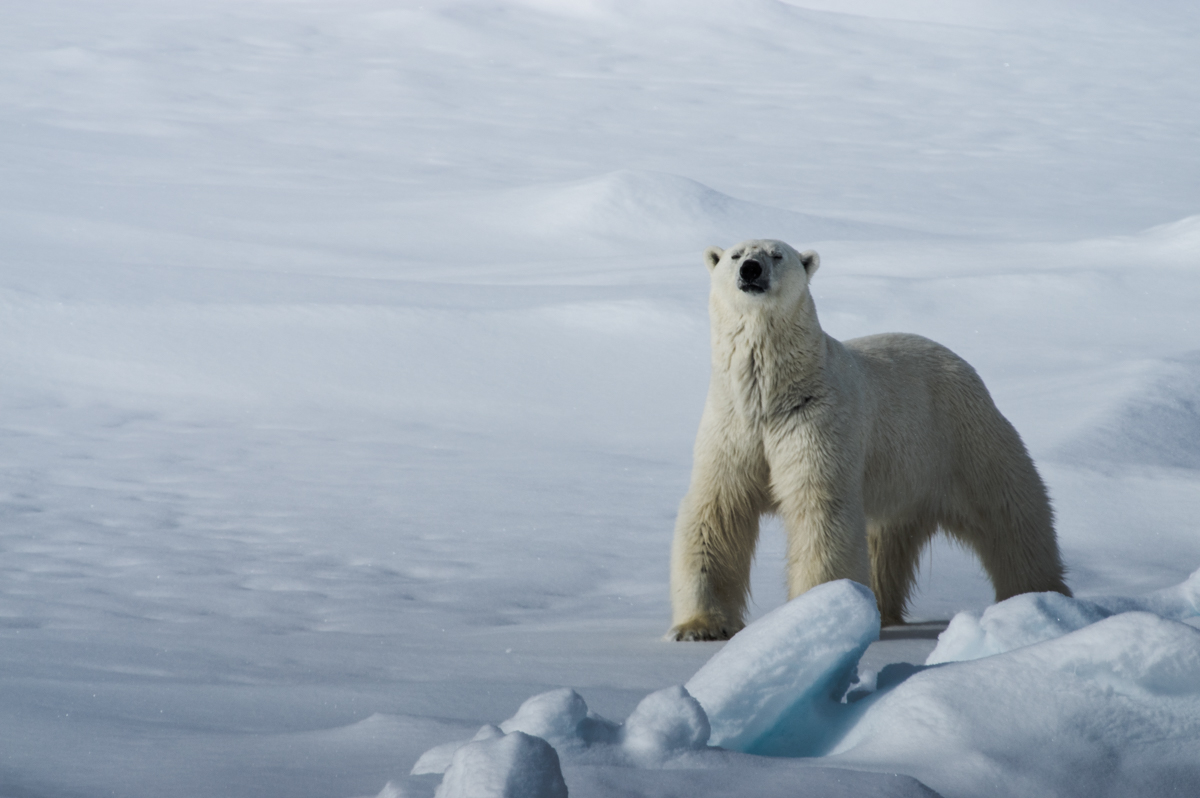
top-left (711, 293), bottom-right (827, 423)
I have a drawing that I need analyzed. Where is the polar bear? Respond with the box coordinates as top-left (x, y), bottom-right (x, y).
top-left (669, 239), bottom-right (1070, 641)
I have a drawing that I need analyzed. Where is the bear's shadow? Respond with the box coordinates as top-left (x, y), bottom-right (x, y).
top-left (879, 620), bottom-right (949, 641)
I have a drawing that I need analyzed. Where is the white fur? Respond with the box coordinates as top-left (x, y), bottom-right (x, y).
top-left (669, 239), bottom-right (1070, 641)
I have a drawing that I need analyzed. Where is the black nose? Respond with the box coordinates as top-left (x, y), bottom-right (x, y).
top-left (739, 260), bottom-right (762, 281)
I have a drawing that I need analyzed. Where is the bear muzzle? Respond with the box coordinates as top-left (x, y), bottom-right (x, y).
top-left (738, 259), bottom-right (769, 294)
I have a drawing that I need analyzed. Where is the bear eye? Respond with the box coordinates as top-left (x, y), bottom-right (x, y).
top-left (770, 252), bottom-right (783, 260)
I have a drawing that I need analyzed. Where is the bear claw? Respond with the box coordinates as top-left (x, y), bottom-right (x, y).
top-left (667, 619), bottom-right (743, 642)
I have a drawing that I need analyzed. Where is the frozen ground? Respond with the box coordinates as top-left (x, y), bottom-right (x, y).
top-left (1, 1), bottom-right (1199, 796)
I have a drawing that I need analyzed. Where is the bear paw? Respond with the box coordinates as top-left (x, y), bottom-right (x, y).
top-left (667, 617), bottom-right (743, 642)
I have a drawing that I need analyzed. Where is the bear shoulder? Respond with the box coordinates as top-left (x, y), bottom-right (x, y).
top-left (842, 332), bottom-right (989, 401)
top-left (845, 332), bottom-right (976, 374)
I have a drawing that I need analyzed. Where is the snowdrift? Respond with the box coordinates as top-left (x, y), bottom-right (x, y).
top-left (1056, 350), bottom-right (1200, 470)
top-left (409, 572), bottom-right (1200, 798)
top-left (395, 170), bottom-right (915, 263)
top-left (485, 171), bottom-right (911, 249)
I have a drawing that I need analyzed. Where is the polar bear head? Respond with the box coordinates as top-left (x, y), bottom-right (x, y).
top-left (704, 239), bottom-right (820, 313)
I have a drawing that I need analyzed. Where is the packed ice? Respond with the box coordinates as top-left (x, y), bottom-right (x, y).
top-left (684, 580), bottom-right (879, 756)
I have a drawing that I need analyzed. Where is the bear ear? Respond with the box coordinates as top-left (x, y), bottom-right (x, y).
top-left (704, 246), bottom-right (725, 272)
top-left (799, 250), bottom-right (820, 277)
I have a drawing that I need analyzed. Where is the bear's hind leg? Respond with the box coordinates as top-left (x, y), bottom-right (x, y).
top-left (945, 499), bottom-right (1071, 604)
top-left (945, 404), bottom-right (1071, 602)
top-left (868, 516), bottom-right (936, 627)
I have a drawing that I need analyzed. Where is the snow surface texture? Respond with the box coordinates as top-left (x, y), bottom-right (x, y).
top-left (4, 0), bottom-right (1200, 797)
top-left (414, 574), bottom-right (1200, 798)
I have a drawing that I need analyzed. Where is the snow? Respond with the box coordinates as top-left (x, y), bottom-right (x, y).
top-left (926, 568), bottom-right (1200, 665)
top-left (618, 686), bottom-right (710, 763)
top-left (3, 0), bottom-right (1200, 796)
top-left (435, 731), bottom-right (568, 798)
top-left (1056, 350), bottom-right (1200, 470)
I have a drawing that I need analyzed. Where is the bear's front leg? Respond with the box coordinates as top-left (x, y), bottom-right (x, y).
top-left (668, 483), bottom-right (764, 642)
top-left (668, 391), bottom-right (770, 641)
top-left (776, 475), bottom-right (870, 601)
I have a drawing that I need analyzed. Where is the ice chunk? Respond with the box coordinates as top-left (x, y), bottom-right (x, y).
top-left (832, 613), bottom-right (1200, 797)
top-left (435, 731), bottom-right (568, 798)
top-left (619, 685), bottom-right (710, 763)
top-left (685, 580), bottom-right (880, 756)
top-left (928, 567), bottom-right (1200, 665)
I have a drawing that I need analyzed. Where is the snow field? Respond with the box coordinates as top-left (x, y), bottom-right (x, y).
top-left (3, 1), bottom-right (1200, 796)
